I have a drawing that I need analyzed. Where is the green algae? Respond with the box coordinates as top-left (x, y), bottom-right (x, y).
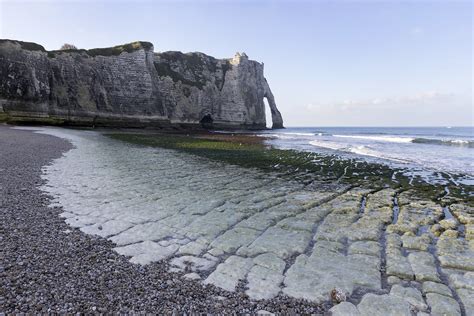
top-left (0, 113), bottom-right (9, 124)
top-left (4, 115), bottom-right (65, 126)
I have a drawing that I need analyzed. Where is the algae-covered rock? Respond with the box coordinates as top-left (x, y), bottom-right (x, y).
top-left (401, 233), bottom-right (431, 251)
top-left (408, 251), bottom-right (440, 282)
top-left (439, 218), bottom-right (457, 230)
top-left (430, 224), bottom-right (443, 237)
top-left (466, 224), bottom-right (474, 240)
top-left (450, 204), bottom-right (474, 225)
top-left (440, 229), bottom-right (459, 239)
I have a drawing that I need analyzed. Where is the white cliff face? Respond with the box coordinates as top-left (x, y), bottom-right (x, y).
top-left (153, 50), bottom-right (283, 128)
top-left (0, 40), bottom-right (284, 129)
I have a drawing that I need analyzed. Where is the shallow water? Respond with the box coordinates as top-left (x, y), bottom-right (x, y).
top-left (255, 126), bottom-right (474, 185)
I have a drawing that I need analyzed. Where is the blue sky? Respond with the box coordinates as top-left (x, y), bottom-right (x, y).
top-left (1, 0), bottom-right (472, 126)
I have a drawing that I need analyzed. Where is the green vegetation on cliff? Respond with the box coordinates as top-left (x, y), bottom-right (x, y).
top-left (159, 51), bottom-right (213, 71)
top-left (154, 62), bottom-right (206, 89)
top-left (155, 51), bottom-right (232, 90)
top-left (46, 41), bottom-right (153, 58)
top-left (0, 39), bottom-right (46, 52)
top-left (87, 41), bottom-right (153, 57)
top-left (154, 52), bottom-right (213, 89)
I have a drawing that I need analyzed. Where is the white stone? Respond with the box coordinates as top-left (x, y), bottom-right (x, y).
top-left (425, 293), bottom-right (461, 316)
top-left (114, 240), bottom-right (178, 265)
top-left (80, 219), bottom-right (134, 238)
top-left (169, 255), bottom-right (216, 273)
top-left (390, 284), bottom-right (428, 311)
top-left (357, 293), bottom-right (411, 316)
top-left (328, 302), bottom-right (360, 316)
top-left (245, 265), bottom-right (283, 300)
top-left (184, 272), bottom-right (201, 280)
top-left (204, 256), bottom-right (253, 292)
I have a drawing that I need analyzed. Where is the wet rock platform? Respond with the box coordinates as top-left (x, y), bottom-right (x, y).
top-left (29, 127), bottom-right (474, 314)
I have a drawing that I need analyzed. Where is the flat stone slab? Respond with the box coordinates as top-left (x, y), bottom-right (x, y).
top-left (426, 293), bottom-right (461, 316)
top-left (357, 293), bottom-right (411, 316)
top-left (30, 127), bottom-right (472, 312)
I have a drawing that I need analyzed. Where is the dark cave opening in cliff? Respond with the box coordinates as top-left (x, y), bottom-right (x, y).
top-left (200, 114), bottom-right (214, 129)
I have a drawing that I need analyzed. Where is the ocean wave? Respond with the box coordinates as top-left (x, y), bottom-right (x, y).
top-left (348, 145), bottom-right (382, 158)
top-left (259, 131), bottom-right (330, 139)
top-left (257, 133), bottom-right (298, 140)
top-left (412, 138), bottom-right (474, 148)
top-left (333, 134), bottom-right (414, 143)
top-left (280, 132), bottom-right (315, 136)
top-left (315, 132), bottom-right (333, 136)
top-left (434, 133), bottom-right (473, 137)
top-left (331, 134), bottom-right (474, 148)
top-left (308, 140), bottom-right (411, 163)
top-left (308, 140), bottom-right (346, 151)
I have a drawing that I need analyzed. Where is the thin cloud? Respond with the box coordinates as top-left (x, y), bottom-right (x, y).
top-left (411, 26), bottom-right (424, 35)
top-left (306, 91), bottom-right (459, 113)
top-left (301, 91), bottom-right (472, 126)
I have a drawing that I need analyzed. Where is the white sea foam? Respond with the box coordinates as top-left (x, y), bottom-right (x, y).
top-left (260, 127), bottom-right (473, 183)
top-left (258, 133), bottom-right (299, 140)
top-left (308, 140), bottom-right (382, 158)
top-left (452, 139), bottom-right (469, 144)
top-left (333, 134), bottom-right (414, 143)
top-left (308, 140), bottom-right (411, 163)
top-left (348, 145), bottom-right (383, 159)
top-left (309, 140), bottom-right (346, 151)
top-left (280, 132), bottom-right (315, 136)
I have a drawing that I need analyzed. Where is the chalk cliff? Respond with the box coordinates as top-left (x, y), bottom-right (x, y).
top-left (0, 39), bottom-right (283, 129)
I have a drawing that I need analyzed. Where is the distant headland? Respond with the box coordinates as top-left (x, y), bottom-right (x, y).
top-left (0, 39), bottom-right (284, 129)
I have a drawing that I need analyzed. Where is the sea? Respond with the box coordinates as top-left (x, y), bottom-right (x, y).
top-left (253, 126), bottom-right (473, 186)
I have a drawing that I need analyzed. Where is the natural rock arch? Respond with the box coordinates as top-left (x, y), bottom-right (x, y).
top-left (263, 97), bottom-right (272, 128)
top-left (263, 79), bottom-right (284, 129)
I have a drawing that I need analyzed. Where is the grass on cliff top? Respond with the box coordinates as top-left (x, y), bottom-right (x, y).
top-left (0, 39), bottom-right (46, 52)
top-left (107, 132), bottom-right (473, 204)
top-left (1, 39), bottom-right (152, 58)
top-left (47, 41), bottom-right (153, 58)
top-left (87, 41), bottom-right (153, 57)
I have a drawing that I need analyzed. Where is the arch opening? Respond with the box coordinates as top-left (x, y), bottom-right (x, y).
top-left (263, 97), bottom-right (272, 128)
top-left (200, 114), bottom-right (214, 129)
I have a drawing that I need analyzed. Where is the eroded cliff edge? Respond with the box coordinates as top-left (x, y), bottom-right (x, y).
top-left (0, 40), bottom-right (283, 129)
